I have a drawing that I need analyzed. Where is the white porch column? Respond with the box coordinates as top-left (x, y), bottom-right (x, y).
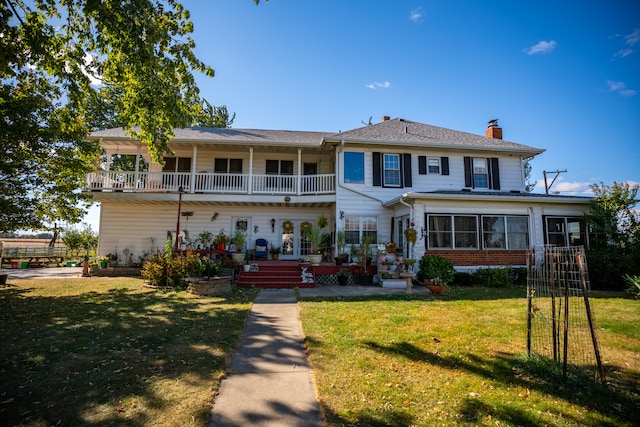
top-left (190, 146), bottom-right (197, 193)
top-left (105, 149), bottom-right (113, 171)
top-left (413, 204), bottom-right (426, 261)
top-left (248, 147), bottom-right (254, 194)
top-left (134, 143), bottom-right (141, 190)
top-left (297, 148), bottom-right (302, 195)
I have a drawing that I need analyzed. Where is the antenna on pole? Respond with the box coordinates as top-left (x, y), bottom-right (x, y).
top-left (543, 169), bottom-right (567, 194)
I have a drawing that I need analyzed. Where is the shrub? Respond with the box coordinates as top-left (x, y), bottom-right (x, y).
top-left (418, 255), bottom-right (455, 285)
top-left (141, 254), bottom-right (169, 286)
top-left (474, 266), bottom-right (513, 288)
top-left (453, 271), bottom-right (475, 287)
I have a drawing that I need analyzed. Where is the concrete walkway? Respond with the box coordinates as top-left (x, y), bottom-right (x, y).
top-left (208, 289), bottom-right (323, 427)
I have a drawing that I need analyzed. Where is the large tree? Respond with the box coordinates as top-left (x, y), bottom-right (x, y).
top-left (1, 0), bottom-right (218, 232)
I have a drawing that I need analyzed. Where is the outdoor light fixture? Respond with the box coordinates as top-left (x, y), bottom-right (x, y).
top-left (420, 226), bottom-right (427, 240)
top-left (174, 186), bottom-right (185, 250)
top-left (339, 210), bottom-right (344, 220)
top-left (254, 225), bottom-right (259, 234)
top-left (271, 218), bottom-right (276, 233)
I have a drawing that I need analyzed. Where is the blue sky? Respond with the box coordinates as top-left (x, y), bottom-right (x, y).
top-left (83, 0), bottom-right (639, 230)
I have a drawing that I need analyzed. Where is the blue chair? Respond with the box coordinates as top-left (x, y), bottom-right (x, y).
top-left (254, 238), bottom-right (268, 259)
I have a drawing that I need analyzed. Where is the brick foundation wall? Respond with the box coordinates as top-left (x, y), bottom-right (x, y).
top-left (423, 250), bottom-right (527, 267)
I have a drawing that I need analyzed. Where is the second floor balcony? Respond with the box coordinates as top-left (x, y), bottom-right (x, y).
top-left (85, 170), bottom-right (335, 196)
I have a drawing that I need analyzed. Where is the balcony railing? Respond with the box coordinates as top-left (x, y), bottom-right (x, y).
top-left (85, 171), bottom-right (335, 195)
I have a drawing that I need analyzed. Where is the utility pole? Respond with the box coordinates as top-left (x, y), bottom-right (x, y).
top-left (543, 170), bottom-right (567, 194)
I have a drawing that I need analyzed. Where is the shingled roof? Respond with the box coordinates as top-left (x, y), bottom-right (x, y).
top-left (326, 118), bottom-right (544, 155)
top-left (89, 118), bottom-right (544, 155)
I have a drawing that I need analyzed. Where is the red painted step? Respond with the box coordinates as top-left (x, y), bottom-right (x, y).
top-left (236, 262), bottom-right (316, 288)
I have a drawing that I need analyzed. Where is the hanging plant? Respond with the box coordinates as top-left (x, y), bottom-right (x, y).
top-left (404, 228), bottom-right (417, 244)
top-left (282, 220), bottom-right (294, 233)
top-left (300, 221), bottom-right (312, 233)
top-left (317, 215), bottom-right (328, 228)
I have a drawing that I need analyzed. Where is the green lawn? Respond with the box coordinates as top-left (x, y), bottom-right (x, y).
top-left (299, 287), bottom-right (640, 426)
top-left (1, 279), bottom-right (637, 426)
top-left (0, 278), bottom-right (258, 427)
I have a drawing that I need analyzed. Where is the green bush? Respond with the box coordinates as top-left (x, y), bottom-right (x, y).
top-left (418, 255), bottom-right (455, 285)
top-left (453, 271), bottom-right (475, 287)
top-left (474, 266), bottom-right (513, 288)
top-left (141, 251), bottom-right (211, 288)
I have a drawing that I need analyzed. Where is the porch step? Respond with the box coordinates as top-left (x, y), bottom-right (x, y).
top-left (237, 263), bottom-right (315, 288)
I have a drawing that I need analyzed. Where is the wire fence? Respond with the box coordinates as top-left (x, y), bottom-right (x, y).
top-left (526, 245), bottom-right (605, 383)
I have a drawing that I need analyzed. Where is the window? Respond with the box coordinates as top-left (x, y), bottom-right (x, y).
top-left (162, 157), bottom-right (191, 172)
top-left (214, 158), bottom-right (242, 173)
top-left (266, 160), bottom-right (293, 175)
top-left (464, 157), bottom-right (500, 189)
top-left (428, 158), bottom-right (440, 174)
top-left (428, 214), bottom-right (478, 249)
top-left (483, 216), bottom-right (529, 249)
top-left (545, 217), bottom-right (585, 246)
top-left (473, 158), bottom-right (488, 189)
top-left (344, 216), bottom-right (378, 244)
top-left (383, 154), bottom-right (401, 186)
top-left (344, 152), bottom-right (364, 183)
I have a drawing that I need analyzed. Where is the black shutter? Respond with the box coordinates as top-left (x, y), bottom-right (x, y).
top-left (464, 157), bottom-right (473, 187)
top-left (403, 153), bottom-right (412, 187)
top-left (441, 157), bottom-right (450, 175)
top-left (490, 157), bottom-right (500, 190)
top-left (418, 156), bottom-right (427, 174)
top-left (372, 152), bottom-right (381, 186)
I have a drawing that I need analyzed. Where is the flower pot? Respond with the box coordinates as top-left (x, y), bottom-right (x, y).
top-left (242, 264), bottom-right (251, 272)
top-left (377, 254), bottom-right (387, 262)
top-left (427, 284), bottom-right (444, 294)
top-left (271, 253), bottom-right (279, 260)
top-left (0, 274), bottom-right (8, 286)
top-left (100, 261), bottom-right (108, 268)
top-left (380, 264), bottom-right (389, 271)
top-left (337, 275), bottom-right (348, 286)
top-left (309, 254), bottom-right (322, 266)
top-left (232, 253), bottom-right (245, 264)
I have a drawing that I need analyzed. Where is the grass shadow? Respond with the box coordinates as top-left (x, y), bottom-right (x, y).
top-left (363, 340), bottom-right (639, 426)
top-left (0, 283), bottom-right (259, 426)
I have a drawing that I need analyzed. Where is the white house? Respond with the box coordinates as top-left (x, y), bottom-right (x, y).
top-left (86, 117), bottom-right (592, 269)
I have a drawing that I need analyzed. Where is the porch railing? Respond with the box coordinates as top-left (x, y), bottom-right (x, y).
top-left (86, 171), bottom-right (335, 195)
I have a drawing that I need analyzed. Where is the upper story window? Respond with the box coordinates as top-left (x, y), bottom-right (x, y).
top-left (344, 152), bottom-right (364, 184)
top-left (373, 152), bottom-right (412, 188)
top-left (464, 157), bottom-right (500, 190)
top-left (383, 154), bottom-right (401, 186)
top-left (162, 157), bottom-right (191, 172)
top-left (418, 156), bottom-right (449, 175)
top-left (266, 159), bottom-right (294, 175)
top-left (428, 158), bottom-right (441, 174)
top-left (215, 158), bottom-right (243, 173)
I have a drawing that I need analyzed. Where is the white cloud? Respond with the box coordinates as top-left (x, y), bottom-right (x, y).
top-left (525, 40), bottom-right (557, 55)
top-left (607, 80), bottom-right (637, 97)
top-left (409, 7), bottom-right (423, 23)
top-left (533, 178), bottom-right (593, 195)
top-left (624, 27), bottom-right (640, 46)
top-left (366, 81), bottom-right (391, 90)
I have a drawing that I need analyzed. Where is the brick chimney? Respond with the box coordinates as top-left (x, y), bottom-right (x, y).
top-left (382, 115), bottom-right (391, 122)
top-left (485, 119), bottom-right (502, 139)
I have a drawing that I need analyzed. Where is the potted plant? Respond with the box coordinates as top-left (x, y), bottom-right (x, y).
top-left (270, 245), bottom-right (281, 260)
top-left (376, 246), bottom-right (388, 263)
top-left (418, 255), bottom-right (455, 294)
top-left (242, 256), bottom-right (251, 272)
top-left (214, 229), bottom-right (228, 250)
top-left (95, 255), bottom-right (109, 268)
top-left (232, 230), bottom-right (247, 263)
top-left (198, 230), bottom-right (213, 249)
top-left (336, 268), bottom-right (351, 286)
top-left (403, 258), bottom-right (416, 273)
top-left (335, 230), bottom-right (349, 265)
top-left (307, 225), bottom-right (323, 265)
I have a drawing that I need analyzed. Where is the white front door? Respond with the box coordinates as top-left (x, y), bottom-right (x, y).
top-left (279, 219), bottom-right (313, 259)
